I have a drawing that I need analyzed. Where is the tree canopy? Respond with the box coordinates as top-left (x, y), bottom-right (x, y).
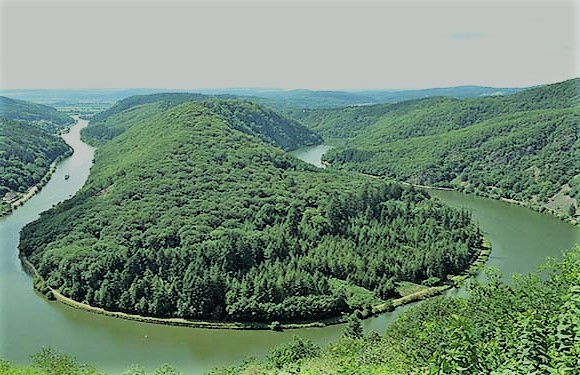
top-left (20, 98), bottom-right (482, 323)
top-left (290, 79), bottom-right (579, 214)
top-left (0, 97), bottom-right (73, 216)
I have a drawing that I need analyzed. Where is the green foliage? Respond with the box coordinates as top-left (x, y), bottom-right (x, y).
top-left (5, 247), bottom-right (579, 374)
top-left (84, 95), bottom-right (321, 150)
top-left (0, 118), bottom-right (72, 214)
top-left (212, 245), bottom-right (580, 374)
top-left (30, 347), bottom-right (100, 375)
top-left (314, 79), bottom-right (579, 210)
top-left (0, 96), bottom-right (74, 132)
top-left (19, 99), bottom-right (481, 323)
top-left (0, 350), bottom-right (183, 375)
top-left (0, 96), bottom-right (72, 214)
top-left (266, 335), bottom-right (320, 369)
top-left (88, 93), bottom-right (209, 124)
top-left (343, 314), bottom-right (363, 339)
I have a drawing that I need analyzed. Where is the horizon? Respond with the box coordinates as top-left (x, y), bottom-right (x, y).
top-left (0, 75), bottom-right (573, 94)
top-left (4, 77), bottom-right (573, 94)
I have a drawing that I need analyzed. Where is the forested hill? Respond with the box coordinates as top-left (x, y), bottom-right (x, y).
top-left (88, 92), bottom-right (210, 123)
top-left (0, 97), bottom-right (73, 216)
top-left (284, 97), bottom-right (448, 139)
top-left (319, 78), bottom-right (580, 216)
top-left (20, 99), bottom-right (482, 323)
top-left (84, 95), bottom-right (322, 150)
top-left (0, 96), bottom-right (73, 132)
top-left (287, 79), bottom-right (577, 139)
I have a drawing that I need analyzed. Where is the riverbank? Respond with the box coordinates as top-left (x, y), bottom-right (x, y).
top-left (336, 168), bottom-right (577, 226)
top-left (0, 152), bottom-right (72, 218)
top-left (370, 238), bottom-right (491, 315)
top-left (20, 237), bottom-right (491, 331)
top-left (403, 181), bottom-right (578, 226)
top-left (497, 196), bottom-right (578, 226)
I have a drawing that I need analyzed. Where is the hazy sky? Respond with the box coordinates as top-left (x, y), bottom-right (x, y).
top-left (0, 0), bottom-right (578, 90)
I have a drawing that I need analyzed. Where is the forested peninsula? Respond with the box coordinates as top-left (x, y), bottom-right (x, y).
top-left (0, 97), bottom-right (73, 216)
top-left (290, 79), bottom-right (579, 218)
top-left (19, 96), bottom-right (483, 325)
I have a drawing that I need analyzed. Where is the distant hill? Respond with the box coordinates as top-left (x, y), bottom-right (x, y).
top-left (198, 86), bottom-right (524, 109)
top-left (84, 94), bottom-right (321, 150)
top-left (20, 99), bottom-right (482, 323)
top-left (357, 85), bottom-right (524, 104)
top-left (284, 97), bottom-right (448, 139)
top-left (0, 96), bottom-right (73, 132)
top-left (0, 85), bottom-right (525, 111)
top-left (321, 78), bottom-right (580, 215)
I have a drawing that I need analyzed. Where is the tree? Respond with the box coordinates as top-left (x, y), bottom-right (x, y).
top-left (343, 314), bottom-right (363, 339)
top-left (267, 335), bottom-right (320, 369)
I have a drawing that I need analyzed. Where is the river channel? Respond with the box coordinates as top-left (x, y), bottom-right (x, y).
top-left (1, 132), bottom-right (578, 373)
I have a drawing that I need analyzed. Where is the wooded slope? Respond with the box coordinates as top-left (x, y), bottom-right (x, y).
top-left (0, 97), bottom-right (73, 215)
top-left (20, 99), bottom-right (482, 323)
top-left (316, 79), bottom-right (579, 214)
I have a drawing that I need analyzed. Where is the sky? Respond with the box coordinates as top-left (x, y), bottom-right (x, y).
top-left (0, 0), bottom-right (578, 90)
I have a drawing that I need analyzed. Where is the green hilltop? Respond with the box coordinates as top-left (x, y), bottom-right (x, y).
top-left (84, 94), bottom-right (322, 150)
top-left (20, 97), bottom-right (482, 323)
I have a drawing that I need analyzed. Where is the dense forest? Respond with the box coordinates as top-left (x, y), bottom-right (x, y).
top-left (84, 95), bottom-right (321, 150)
top-left (3, 245), bottom-right (578, 374)
top-left (299, 79), bottom-right (579, 215)
top-left (0, 98), bottom-right (73, 216)
top-left (20, 97), bottom-right (482, 323)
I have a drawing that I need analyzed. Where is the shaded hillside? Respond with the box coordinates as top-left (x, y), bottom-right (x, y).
top-left (0, 120), bottom-right (72, 215)
top-left (84, 95), bottom-right (321, 150)
top-left (20, 99), bottom-right (482, 323)
top-left (0, 97), bottom-right (73, 216)
top-left (0, 96), bottom-right (73, 132)
top-left (285, 97), bottom-right (449, 139)
top-left (322, 79), bottom-right (580, 215)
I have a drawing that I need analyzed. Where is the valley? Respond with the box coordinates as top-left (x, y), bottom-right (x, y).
top-left (0, 79), bottom-right (578, 374)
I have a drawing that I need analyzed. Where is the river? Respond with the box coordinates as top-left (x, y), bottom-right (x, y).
top-left (1, 138), bottom-right (578, 374)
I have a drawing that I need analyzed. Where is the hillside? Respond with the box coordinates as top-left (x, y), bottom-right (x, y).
top-left (320, 79), bottom-right (580, 215)
top-left (0, 121), bottom-right (72, 216)
top-left (0, 96), bottom-right (74, 132)
top-left (19, 99), bottom-right (482, 324)
top-left (84, 94), bottom-right (321, 150)
top-left (0, 97), bottom-right (73, 216)
top-left (285, 97), bottom-right (449, 139)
